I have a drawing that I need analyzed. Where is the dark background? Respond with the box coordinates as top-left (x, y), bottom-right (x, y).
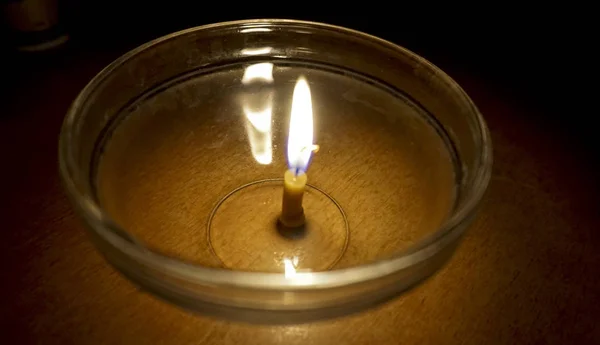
top-left (2, 3), bottom-right (593, 149)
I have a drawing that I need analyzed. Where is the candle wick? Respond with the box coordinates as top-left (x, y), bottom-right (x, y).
top-left (300, 144), bottom-right (320, 154)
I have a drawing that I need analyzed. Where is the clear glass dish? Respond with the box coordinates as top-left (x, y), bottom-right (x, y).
top-left (59, 19), bottom-right (492, 323)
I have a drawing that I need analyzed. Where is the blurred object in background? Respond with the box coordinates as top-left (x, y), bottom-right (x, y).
top-left (2, 0), bottom-right (68, 52)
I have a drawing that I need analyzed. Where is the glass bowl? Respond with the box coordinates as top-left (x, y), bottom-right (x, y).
top-left (59, 19), bottom-right (492, 323)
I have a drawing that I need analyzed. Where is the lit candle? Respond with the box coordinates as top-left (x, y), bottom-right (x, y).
top-left (280, 76), bottom-right (316, 228)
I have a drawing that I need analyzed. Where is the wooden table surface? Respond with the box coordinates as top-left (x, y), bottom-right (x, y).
top-left (1, 44), bottom-right (599, 345)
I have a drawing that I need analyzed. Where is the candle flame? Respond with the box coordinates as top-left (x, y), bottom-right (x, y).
top-left (287, 76), bottom-right (314, 173)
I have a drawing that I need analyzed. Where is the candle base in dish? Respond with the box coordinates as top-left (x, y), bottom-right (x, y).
top-left (207, 178), bottom-right (349, 273)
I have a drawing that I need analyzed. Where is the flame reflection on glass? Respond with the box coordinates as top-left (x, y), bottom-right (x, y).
top-left (242, 62), bottom-right (274, 84)
top-left (241, 47), bottom-right (273, 56)
top-left (241, 63), bottom-right (274, 165)
top-left (283, 256), bottom-right (299, 278)
top-left (287, 76), bottom-right (315, 174)
top-left (239, 27), bottom-right (272, 33)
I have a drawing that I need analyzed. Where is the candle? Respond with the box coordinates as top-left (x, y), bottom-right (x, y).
top-left (280, 76), bottom-right (316, 228)
top-left (281, 170), bottom-right (308, 227)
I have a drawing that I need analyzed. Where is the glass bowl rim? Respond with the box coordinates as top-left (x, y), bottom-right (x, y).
top-left (59, 19), bottom-right (492, 290)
